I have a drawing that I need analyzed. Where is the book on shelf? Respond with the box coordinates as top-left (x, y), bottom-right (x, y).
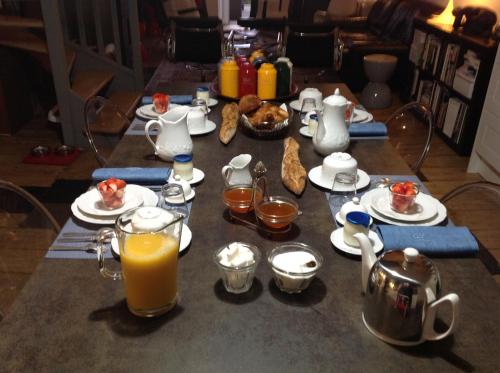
top-left (430, 83), bottom-right (441, 114)
top-left (421, 35), bottom-right (441, 73)
top-left (440, 43), bottom-right (460, 86)
top-left (418, 80), bottom-right (433, 107)
top-left (411, 68), bottom-right (420, 98)
top-left (436, 88), bottom-right (450, 130)
top-left (409, 29), bottom-right (427, 65)
top-left (442, 96), bottom-right (468, 144)
top-left (453, 49), bottom-right (481, 99)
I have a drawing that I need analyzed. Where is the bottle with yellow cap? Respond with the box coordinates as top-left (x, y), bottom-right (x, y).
top-left (220, 60), bottom-right (239, 98)
top-left (257, 63), bottom-right (277, 100)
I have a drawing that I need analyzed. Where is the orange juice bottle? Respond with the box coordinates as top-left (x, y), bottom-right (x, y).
top-left (220, 60), bottom-right (239, 98)
top-left (257, 63), bottom-right (277, 100)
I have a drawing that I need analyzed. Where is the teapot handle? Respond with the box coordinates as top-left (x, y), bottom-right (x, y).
top-left (422, 290), bottom-right (460, 342)
top-left (221, 165), bottom-right (233, 186)
top-left (145, 119), bottom-right (161, 154)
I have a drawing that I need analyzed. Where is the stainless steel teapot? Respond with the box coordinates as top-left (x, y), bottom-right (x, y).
top-left (354, 233), bottom-right (460, 346)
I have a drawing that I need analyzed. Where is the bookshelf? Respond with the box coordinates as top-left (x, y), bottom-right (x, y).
top-left (408, 18), bottom-right (498, 155)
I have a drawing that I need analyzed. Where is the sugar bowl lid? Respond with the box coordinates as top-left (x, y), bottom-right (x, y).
top-left (340, 197), bottom-right (367, 221)
top-left (131, 206), bottom-right (174, 232)
top-left (378, 248), bottom-right (440, 288)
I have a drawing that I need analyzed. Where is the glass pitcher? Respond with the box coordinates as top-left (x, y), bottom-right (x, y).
top-left (96, 206), bottom-right (183, 317)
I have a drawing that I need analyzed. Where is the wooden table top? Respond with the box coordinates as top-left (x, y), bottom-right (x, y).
top-left (1, 82), bottom-right (499, 372)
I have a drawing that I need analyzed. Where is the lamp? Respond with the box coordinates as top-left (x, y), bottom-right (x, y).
top-left (429, 0), bottom-right (455, 26)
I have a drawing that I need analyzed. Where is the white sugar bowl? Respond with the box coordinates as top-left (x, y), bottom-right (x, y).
top-left (321, 152), bottom-right (358, 184)
top-left (171, 175), bottom-right (192, 198)
top-left (337, 197), bottom-right (372, 226)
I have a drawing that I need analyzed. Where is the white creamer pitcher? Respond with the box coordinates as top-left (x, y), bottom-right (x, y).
top-left (221, 154), bottom-right (253, 186)
top-left (145, 106), bottom-right (193, 161)
top-left (313, 88), bottom-right (351, 156)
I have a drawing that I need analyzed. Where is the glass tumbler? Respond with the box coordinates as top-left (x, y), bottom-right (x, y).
top-left (328, 172), bottom-right (358, 219)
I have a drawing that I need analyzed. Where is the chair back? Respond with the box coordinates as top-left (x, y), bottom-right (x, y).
top-left (84, 96), bottom-right (130, 167)
top-left (0, 180), bottom-right (60, 320)
top-left (284, 22), bottom-right (336, 67)
top-left (385, 102), bottom-right (434, 174)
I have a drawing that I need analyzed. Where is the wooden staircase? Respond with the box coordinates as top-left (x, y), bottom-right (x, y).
top-left (0, 2), bottom-right (144, 143)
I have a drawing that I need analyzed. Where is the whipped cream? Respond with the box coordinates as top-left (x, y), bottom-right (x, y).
top-left (218, 242), bottom-right (255, 268)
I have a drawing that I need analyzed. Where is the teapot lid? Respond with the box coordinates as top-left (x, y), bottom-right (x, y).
top-left (131, 206), bottom-right (174, 232)
top-left (323, 88), bottom-right (349, 106)
top-left (379, 248), bottom-right (440, 288)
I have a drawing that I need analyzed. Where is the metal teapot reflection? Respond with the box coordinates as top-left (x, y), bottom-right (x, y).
top-left (354, 233), bottom-right (460, 346)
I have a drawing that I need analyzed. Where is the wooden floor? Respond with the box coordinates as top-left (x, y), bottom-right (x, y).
top-left (0, 93), bottom-right (498, 319)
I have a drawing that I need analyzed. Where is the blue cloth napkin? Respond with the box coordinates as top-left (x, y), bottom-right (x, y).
top-left (142, 95), bottom-right (193, 105)
top-left (349, 122), bottom-right (387, 137)
top-left (92, 167), bottom-right (171, 185)
top-left (377, 226), bottom-right (478, 256)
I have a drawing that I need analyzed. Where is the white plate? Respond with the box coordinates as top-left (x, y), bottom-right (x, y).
top-left (359, 113), bottom-right (374, 123)
top-left (289, 100), bottom-right (323, 112)
top-left (350, 108), bottom-right (370, 123)
top-left (189, 120), bottom-right (216, 135)
top-left (330, 227), bottom-right (383, 256)
top-left (77, 187), bottom-right (143, 217)
top-left (299, 126), bottom-right (313, 138)
top-left (164, 189), bottom-right (195, 204)
top-left (308, 166), bottom-right (370, 192)
top-left (206, 98), bottom-right (218, 107)
top-left (370, 190), bottom-right (438, 222)
top-left (136, 103), bottom-right (180, 119)
top-left (169, 168), bottom-right (205, 185)
top-left (111, 224), bottom-right (192, 256)
top-left (335, 212), bottom-right (373, 226)
top-left (360, 189), bottom-right (448, 227)
top-left (71, 185), bottom-right (159, 225)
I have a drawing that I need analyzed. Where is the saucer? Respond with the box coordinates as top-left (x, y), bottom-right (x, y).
top-left (111, 224), bottom-right (192, 256)
top-left (360, 190), bottom-right (447, 227)
top-left (71, 185), bottom-right (159, 225)
top-left (371, 191), bottom-right (438, 222)
top-left (308, 166), bottom-right (370, 192)
top-left (330, 227), bottom-right (383, 256)
top-left (299, 126), bottom-right (313, 138)
top-left (289, 100), bottom-right (323, 112)
top-left (206, 98), bottom-right (218, 107)
top-left (164, 189), bottom-right (195, 204)
top-left (189, 120), bottom-right (216, 135)
top-left (77, 187), bottom-right (143, 217)
top-left (350, 108), bottom-right (370, 123)
top-left (169, 168), bottom-right (205, 185)
top-left (136, 103), bottom-right (180, 119)
top-left (335, 212), bottom-right (373, 226)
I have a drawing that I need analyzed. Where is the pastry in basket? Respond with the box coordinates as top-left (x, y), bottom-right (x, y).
top-left (239, 95), bottom-right (261, 114)
top-left (248, 103), bottom-right (288, 128)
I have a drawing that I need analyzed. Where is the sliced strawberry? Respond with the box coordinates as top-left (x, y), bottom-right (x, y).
top-left (114, 179), bottom-right (126, 189)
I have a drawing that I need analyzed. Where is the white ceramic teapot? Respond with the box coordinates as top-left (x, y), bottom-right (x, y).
top-left (313, 88), bottom-right (351, 156)
top-left (354, 233), bottom-right (460, 346)
top-left (221, 154), bottom-right (253, 186)
top-left (145, 106), bottom-right (192, 161)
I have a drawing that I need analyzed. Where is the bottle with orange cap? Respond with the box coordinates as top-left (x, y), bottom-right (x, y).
top-left (220, 59), bottom-right (240, 98)
top-left (257, 63), bottom-right (277, 100)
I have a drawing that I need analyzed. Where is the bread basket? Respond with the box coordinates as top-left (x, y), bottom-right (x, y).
top-left (240, 103), bottom-right (292, 139)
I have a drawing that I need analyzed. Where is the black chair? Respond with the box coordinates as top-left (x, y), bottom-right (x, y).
top-left (167, 17), bottom-right (223, 81)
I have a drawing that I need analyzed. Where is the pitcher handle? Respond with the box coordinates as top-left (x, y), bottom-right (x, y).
top-left (346, 101), bottom-right (354, 127)
top-left (222, 165), bottom-right (233, 186)
top-left (422, 291), bottom-right (460, 342)
top-left (145, 119), bottom-right (161, 154)
top-left (96, 228), bottom-right (122, 280)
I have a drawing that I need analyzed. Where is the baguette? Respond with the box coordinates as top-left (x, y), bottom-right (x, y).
top-left (219, 103), bottom-right (239, 144)
top-left (282, 137), bottom-right (307, 195)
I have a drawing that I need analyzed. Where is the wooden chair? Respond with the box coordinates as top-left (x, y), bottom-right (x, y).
top-left (0, 180), bottom-right (60, 320)
top-left (385, 102), bottom-right (434, 175)
top-left (84, 96), bottom-right (131, 167)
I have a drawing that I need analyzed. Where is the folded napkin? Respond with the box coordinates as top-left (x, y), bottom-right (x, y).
top-left (142, 95), bottom-right (193, 105)
top-left (92, 167), bottom-right (171, 185)
top-left (349, 122), bottom-right (387, 137)
top-left (377, 226), bottom-right (479, 256)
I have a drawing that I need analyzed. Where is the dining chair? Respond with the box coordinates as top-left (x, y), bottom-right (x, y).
top-left (84, 96), bottom-right (131, 167)
top-left (439, 181), bottom-right (500, 275)
top-left (385, 101), bottom-right (434, 175)
top-left (0, 180), bottom-right (61, 321)
top-left (167, 17), bottom-right (223, 81)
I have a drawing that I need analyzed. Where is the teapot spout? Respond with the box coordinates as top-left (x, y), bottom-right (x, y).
top-left (354, 232), bottom-right (377, 294)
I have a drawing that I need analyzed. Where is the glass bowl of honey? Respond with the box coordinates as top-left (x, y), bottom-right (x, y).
top-left (223, 184), bottom-right (263, 214)
top-left (255, 195), bottom-right (299, 229)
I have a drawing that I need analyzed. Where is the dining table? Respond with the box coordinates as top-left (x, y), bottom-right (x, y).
top-left (1, 81), bottom-right (500, 372)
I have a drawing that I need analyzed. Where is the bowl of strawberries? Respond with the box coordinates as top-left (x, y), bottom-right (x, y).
top-left (389, 181), bottom-right (419, 214)
top-left (97, 178), bottom-right (127, 210)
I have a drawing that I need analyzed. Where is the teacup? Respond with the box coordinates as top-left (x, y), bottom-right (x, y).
top-left (321, 152), bottom-right (358, 184)
top-left (299, 88), bottom-right (323, 110)
top-left (187, 108), bottom-right (206, 132)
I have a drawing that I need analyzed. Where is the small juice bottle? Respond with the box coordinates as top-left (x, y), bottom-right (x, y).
top-left (257, 63), bottom-right (277, 100)
top-left (220, 60), bottom-right (239, 99)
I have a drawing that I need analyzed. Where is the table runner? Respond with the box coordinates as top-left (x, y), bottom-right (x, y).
top-left (46, 189), bottom-right (193, 259)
